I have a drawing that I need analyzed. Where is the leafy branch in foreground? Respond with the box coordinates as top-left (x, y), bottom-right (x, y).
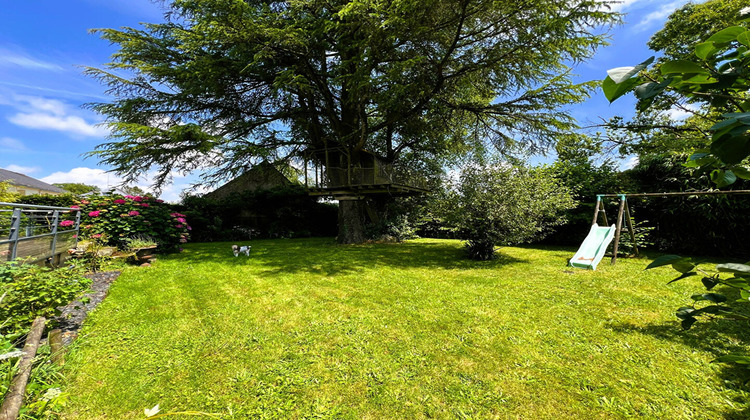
top-left (602, 13), bottom-right (750, 187)
top-left (647, 255), bottom-right (750, 330)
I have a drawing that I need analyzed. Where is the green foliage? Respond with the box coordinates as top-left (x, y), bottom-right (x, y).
top-left (646, 257), bottom-right (750, 367)
top-left (0, 260), bottom-right (91, 335)
top-left (124, 235), bottom-right (158, 250)
top-left (52, 183), bottom-right (100, 195)
top-left (0, 181), bottom-right (20, 203)
top-left (603, 14), bottom-right (750, 186)
top-left (648, 0), bottom-right (748, 63)
top-left (544, 137), bottom-right (628, 246)
top-left (83, 0), bottom-right (617, 192)
top-left (439, 164), bottom-right (576, 260)
top-left (15, 193), bottom-right (78, 208)
top-left (72, 193), bottom-right (191, 250)
top-left (624, 154), bottom-right (750, 256)
top-left (1, 341), bottom-right (68, 419)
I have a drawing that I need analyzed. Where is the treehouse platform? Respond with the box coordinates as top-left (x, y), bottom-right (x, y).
top-left (304, 148), bottom-right (429, 199)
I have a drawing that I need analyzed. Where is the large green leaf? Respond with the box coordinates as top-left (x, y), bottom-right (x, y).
top-left (711, 169), bottom-right (737, 187)
top-left (690, 293), bottom-right (727, 303)
top-left (660, 60), bottom-right (709, 75)
top-left (634, 79), bottom-right (671, 101)
top-left (675, 306), bottom-right (696, 320)
top-left (714, 354), bottom-right (750, 365)
top-left (606, 57), bottom-right (654, 84)
top-left (667, 272), bottom-right (696, 284)
top-left (716, 263), bottom-right (750, 275)
top-left (710, 132), bottom-right (750, 164)
top-left (731, 166), bottom-right (750, 179)
top-left (672, 259), bottom-right (696, 274)
top-left (645, 254), bottom-right (684, 270)
top-left (602, 76), bottom-right (640, 103)
top-left (706, 26), bottom-right (746, 44)
top-left (701, 277), bottom-right (718, 290)
top-left (738, 31), bottom-right (750, 47)
top-left (695, 41), bottom-right (719, 60)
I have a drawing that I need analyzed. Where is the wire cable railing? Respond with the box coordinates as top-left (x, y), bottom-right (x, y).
top-left (0, 202), bottom-right (81, 263)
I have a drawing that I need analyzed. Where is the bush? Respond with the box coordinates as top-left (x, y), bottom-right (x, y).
top-left (624, 154), bottom-right (750, 257)
top-left (71, 194), bottom-right (191, 250)
top-left (0, 260), bottom-right (91, 335)
top-left (14, 193), bottom-right (78, 208)
top-left (439, 164), bottom-right (576, 260)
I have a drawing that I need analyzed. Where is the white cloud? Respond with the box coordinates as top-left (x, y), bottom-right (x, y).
top-left (41, 167), bottom-right (123, 190)
top-left (4, 95), bottom-right (108, 139)
top-left (633, 0), bottom-right (691, 32)
top-left (623, 156), bottom-right (639, 170)
top-left (602, 0), bottom-right (644, 12)
top-left (0, 48), bottom-right (64, 71)
top-left (39, 167), bottom-right (199, 203)
top-left (0, 137), bottom-right (26, 151)
top-left (663, 103), bottom-right (701, 121)
top-left (8, 112), bottom-right (108, 137)
top-left (4, 164), bottom-right (40, 174)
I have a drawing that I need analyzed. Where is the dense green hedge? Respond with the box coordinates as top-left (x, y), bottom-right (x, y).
top-left (177, 185), bottom-right (337, 241)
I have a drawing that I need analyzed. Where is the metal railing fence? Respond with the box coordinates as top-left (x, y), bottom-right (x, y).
top-left (0, 202), bottom-right (81, 262)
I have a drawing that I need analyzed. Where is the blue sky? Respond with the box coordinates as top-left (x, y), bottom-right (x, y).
top-left (0, 0), bottom-right (698, 201)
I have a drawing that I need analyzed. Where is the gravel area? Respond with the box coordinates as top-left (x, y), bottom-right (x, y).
top-left (55, 270), bottom-right (121, 346)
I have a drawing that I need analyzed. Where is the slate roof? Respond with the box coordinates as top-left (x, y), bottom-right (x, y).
top-left (0, 168), bottom-right (65, 193)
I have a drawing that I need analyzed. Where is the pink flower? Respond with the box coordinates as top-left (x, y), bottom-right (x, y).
top-left (187, 226), bottom-right (192, 231)
top-left (133, 196), bottom-right (143, 202)
top-left (113, 199), bottom-right (126, 204)
top-left (156, 199), bottom-right (164, 203)
top-left (91, 234), bottom-right (102, 239)
top-left (88, 211), bottom-right (101, 217)
top-left (176, 224), bottom-right (183, 228)
top-left (176, 217), bottom-right (186, 223)
top-left (124, 195), bottom-right (136, 200)
top-left (140, 203), bottom-right (150, 207)
top-left (59, 220), bottom-right (75, 227)
top-left (72, 234), bottom-right (78, 239)
top-left (70, 205), bottom-right (80, 209)
top-left (128, 210), bottom-right (140, 216)
top-left (80, 200), bottom-right (90, 205)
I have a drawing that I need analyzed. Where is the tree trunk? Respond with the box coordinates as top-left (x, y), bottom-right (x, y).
top-left (338, 199), bottom-right (366, 244)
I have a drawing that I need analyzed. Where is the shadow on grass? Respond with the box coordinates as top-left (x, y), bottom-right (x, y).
top-left (170, 238), bottom-right (528, 276)
top-left (607, 318), bottom-right (750, 419)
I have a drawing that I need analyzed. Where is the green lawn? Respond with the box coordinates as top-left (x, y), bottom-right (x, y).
top-left (62, 238), bottom-right (750, 419)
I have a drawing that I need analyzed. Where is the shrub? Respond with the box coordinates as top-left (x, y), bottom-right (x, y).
top-left (68, 194), bottom-right (191, 250)
top-left (440, 164), bottom-right (576, 260)
top-left (0, 260), bottom-right (91, 335)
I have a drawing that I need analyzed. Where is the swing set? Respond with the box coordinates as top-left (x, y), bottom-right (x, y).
top-left (569, 190), bottom-right (750, 270)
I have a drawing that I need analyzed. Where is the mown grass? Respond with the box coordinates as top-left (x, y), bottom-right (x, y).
top-left (61, 238), bottom-right (750, 419)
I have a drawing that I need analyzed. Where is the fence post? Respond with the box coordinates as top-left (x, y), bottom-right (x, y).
top-left (9, 208), bottom-right (21, 260)
top-left (50, 210), bottom-right (60, 257)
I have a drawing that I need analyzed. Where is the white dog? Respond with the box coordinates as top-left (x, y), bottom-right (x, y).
top-left (232, 244), bottom-right (251, 257)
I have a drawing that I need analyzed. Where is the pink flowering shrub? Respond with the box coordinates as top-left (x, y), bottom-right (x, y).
top-left (76, 193), bottom-right (191, 250)
top-left (59, 220), bottom-right (75, 227)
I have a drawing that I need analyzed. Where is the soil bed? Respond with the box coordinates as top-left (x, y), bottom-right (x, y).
top-left (55, 270), bottom-right (121, 346)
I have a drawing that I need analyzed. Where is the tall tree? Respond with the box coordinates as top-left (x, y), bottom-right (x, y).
top-left (53, 183), bottom-right (101, 195)
top-left (86, 0), bottom-right (617, 243)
